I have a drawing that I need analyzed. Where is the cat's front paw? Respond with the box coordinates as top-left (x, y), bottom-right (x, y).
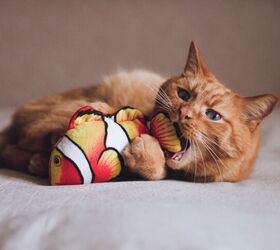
top-left (123, 134), bottom-right (166, 180)
top-left (28, 153), bottom-right (49, 177)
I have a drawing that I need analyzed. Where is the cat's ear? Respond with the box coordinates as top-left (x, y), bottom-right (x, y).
top-left (183, 41), bottom-right (211, 77)
top-left (242, 94), bottom-right (278, 131)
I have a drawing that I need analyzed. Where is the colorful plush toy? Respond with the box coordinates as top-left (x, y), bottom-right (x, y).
top-left (150, 109), bottom-right (188, 161)
top-left (49, 106), bottom-right (186, 185)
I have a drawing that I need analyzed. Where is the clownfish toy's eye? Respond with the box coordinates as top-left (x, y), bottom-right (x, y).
top-left (53, 155), bottom-right (61, 166)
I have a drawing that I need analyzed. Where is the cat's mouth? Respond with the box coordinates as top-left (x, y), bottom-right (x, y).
top-left (164, 122), bottom-right (190, 162)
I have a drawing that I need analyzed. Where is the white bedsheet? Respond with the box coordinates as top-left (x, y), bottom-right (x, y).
top-left (0, 107), bottom-right (279, 250)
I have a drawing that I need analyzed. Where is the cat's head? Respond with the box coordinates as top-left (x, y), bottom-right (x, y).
top-left (156, 41), bottom-right (278, 182)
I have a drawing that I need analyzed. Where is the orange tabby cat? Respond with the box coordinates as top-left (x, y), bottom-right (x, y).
top-left (0, 42), bottom-right (278, 182)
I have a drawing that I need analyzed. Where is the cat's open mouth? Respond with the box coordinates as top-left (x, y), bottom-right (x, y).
top-left (164, 123), bottom-right (190, 162)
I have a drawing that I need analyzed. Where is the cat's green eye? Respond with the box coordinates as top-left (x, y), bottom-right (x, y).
top-left (177, 88), bottom-right (191, 101)
top-left (205, 109), bottom-right (222, 121)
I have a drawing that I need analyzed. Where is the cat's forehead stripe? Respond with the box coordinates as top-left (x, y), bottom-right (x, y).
top-left (207, 95), bottom-right (226, 107)
top-left (195, 83), bottom-right (227, 98)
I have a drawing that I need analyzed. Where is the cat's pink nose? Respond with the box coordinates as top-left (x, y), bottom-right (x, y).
top-left (180, 107), bottom-right (193, 120)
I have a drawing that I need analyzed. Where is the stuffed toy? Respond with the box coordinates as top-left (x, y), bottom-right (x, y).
top-left (149, 109), bottom-right (188, 161)
top-left (49, 106), bottom-right (185, 185)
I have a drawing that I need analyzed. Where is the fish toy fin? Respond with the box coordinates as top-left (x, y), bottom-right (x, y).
top-left (150, 111), bottom-right (183, 153)
top-left (114, 107), bottom-right (148, 140)
top-left (94, 148), bottom-right (123, 183)
top-left (68, 105), bottom-right (104, 130)
top-left (115, 106), bottom-right (145, 123)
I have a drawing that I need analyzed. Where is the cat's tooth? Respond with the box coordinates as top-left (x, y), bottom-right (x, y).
top-left (171, 150), bottom-right (188, 161)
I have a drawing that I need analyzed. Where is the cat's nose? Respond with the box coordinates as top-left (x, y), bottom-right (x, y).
top-left (180, 107), bottom-right (193, 120)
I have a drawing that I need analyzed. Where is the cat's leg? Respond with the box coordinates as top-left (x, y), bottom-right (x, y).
top-left (26, 101), bottom-right (115, 177)
top-left (28, 152), bottom-right (50, 177)
top-left (17, 101), bottom-right (115, 151)
top-left (1, 101), bottom-right (115, 177)
top-left (1, 144), bottom-right (31, 173)
top-left (123, 134), bottom-right (167, 180)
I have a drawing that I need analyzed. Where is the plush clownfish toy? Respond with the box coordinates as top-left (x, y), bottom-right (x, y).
top-left (49, 106), bottom-right (148, 185)
top-left (49, 106), bottom-right (186, 185)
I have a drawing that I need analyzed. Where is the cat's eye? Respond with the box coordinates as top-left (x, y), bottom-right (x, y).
top-left (205, 109), bottom-right (222, 121)
top-left (177, 88), bottom-right (191, 101)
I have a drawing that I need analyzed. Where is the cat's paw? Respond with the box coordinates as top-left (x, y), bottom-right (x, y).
top-left (28, 153), bottom-right (49, 178)
top-left (1, 145), bottom-right (31, 172)
top-left (123, 134), bottom-right (166, 180)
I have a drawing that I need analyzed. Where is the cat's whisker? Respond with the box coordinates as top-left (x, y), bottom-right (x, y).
top-left (156, 96), bottom-right (173, 112)
top-left (158, 87), bottom-right (173, 106)
top-left (156, 89), bottom-right (170, 103)
top-left (156, 102), bottom-right (172, 113)
top-left (192, 127), bottom-right (228, 171)
top-left (142, 82), bottom-right (161, 98)
top-left (193, 140), bottom-right (202, 182)
top-left (190, 139), bottom-right (198, 183)
top-left (153, 89), bottom-right (170, 103)
top-left (190, 126), bottom-right (228, 156)
top-left (199, 134), bottom-right (228, 157)
top-left (202, 139), bottom-right (229, 171)
top-left (156, 103), bottom-right (172, 113)
top-left (141, 81), bottom-right (173, 114)
top-left (202, 139), bottom-right (229, 179)
top-left (145, 83), bottom-right (170, 104)
top-left (157, 98), bottom-right (172, 109)
top-left (153, 94), bottom-right (172, 110)
top-left (177, 125), bottom-right (225, 182)
top-left (197, 129), bottom-right (228, 151)
top-left (198, 131), bottom-right (225, 149)
top-left (155, 95), bottom-right (173, 111)
top-left (184, 142), bottom-right (193, 179)
top-left (193, 140), bottom-right (197, 182)
top-left (199, 139), bottom-right (225, 182)
top-left (145, 84), bottom-right (173, 111)
top-left (205, 149), bottom-right (226, 183)
top-left (196, 142), bottom-right (207, 183)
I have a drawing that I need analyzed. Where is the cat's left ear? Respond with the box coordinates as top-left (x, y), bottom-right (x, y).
top-left (183, 41), bottom-right (213, 78)
top-left (242, 94), bottom-right (278, 131)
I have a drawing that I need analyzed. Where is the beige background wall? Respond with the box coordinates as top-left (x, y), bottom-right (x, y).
top-left (0, 0), bottom-right (279, 108)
